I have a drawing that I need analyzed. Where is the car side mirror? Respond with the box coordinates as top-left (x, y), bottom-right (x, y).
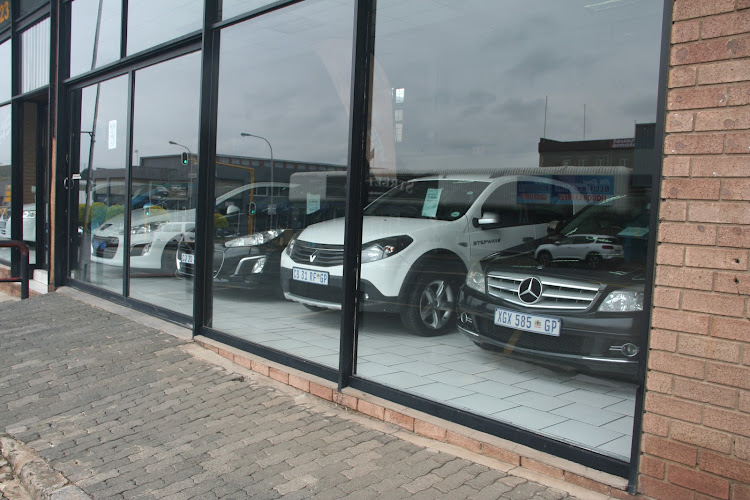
top-left (553, 240), bottom-right (561, 246)
top-left (547, 220), bottom-right (562, 236)
top-left (473, 212), bottom-right (501, 229)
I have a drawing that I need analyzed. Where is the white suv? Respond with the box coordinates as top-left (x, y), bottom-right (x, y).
top-left (280, 174), bottom-right (586, 336)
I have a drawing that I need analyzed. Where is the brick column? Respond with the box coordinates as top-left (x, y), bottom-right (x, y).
top-left (642, 1), bottom-right (750, 499)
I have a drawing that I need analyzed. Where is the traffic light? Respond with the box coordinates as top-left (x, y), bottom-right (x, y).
top-left (181, 152), bottom-right (189, 165)
top-left (249, 202), bottom-right (256, 215)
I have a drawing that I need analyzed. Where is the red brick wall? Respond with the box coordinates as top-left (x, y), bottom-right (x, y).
top-left (642, 1), bottom-right (750, 499)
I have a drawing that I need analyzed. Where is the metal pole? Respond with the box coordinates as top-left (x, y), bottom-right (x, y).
top-left (240, 133), bottom-right (274, 228)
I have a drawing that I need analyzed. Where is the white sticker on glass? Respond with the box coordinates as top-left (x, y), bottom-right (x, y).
top-left (108, 120), bottom-right (117, 150)
top-left (306, 193), bottom-right (321, 214)
top-left (422, 188), bottom-right (442, 218)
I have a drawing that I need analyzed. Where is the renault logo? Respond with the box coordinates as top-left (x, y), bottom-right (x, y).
top-left (518, 277), bottom-right (543, 304)
top-left (310, 251), bottom-right (317, 263)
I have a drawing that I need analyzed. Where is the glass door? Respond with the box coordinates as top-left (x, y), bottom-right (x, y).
top-left (68, 75), bottom-right (129, 294)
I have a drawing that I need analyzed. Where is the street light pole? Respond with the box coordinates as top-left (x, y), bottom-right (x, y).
top-left (240, 133), bottom-right (274, 227)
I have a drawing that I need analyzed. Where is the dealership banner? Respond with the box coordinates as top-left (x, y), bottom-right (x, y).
top-left (518, 175), bottom-right (616, 205)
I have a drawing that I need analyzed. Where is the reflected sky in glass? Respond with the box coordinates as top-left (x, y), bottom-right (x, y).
top-left (127, 0), bottom-right (202, 56)
top-left (70, 0), bottom-right (122, 77)
top-left (369, 0), bottom-right (662, 172)
top-left (0, 41), bottom-right (9, 102)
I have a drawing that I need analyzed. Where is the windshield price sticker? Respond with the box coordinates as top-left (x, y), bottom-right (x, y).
top-left (422, 188), bottom-right (442, 217)
top-left (306, 193), bottom-right (321, 214)
top-left (494, 307), bottom-right (561, 337)
top-left (293, 267), bottom-right (329, 286)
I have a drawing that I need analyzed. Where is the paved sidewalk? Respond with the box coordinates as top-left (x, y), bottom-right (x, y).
top-left (0, 291), bottom-right (594, 499)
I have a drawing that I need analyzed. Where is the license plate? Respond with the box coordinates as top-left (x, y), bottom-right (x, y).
top-left (293, 267), bottom-right (329, 285)
top-left (180, 253), bottom-right (194, 264)
top-left (494, 307), bottom-right (561, 336)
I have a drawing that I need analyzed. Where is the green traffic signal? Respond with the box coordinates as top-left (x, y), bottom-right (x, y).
top-left (181, 152), bottom-right (189, 165)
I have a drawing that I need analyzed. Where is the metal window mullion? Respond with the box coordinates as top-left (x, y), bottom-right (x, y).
top-left (120, 0), bottom-right (127, 59)
top-left (338, 0), bottom-right (375, 391)
top-left (123, 69), bottom-right (134, 297)
top-left (193, 0), bottom-right (219, 332)
top-left (53, 0), bottom-right (72, 286)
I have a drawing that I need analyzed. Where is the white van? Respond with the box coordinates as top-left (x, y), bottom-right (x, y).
top-left (280, 173), bottom-right (588, 336)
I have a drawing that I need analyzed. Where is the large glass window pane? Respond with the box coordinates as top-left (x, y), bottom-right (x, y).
top-left (219, 0), bottom-right (275, 21)
top-left (128, 52), bottom-right (201, 316)
top-left (203, 0), bottom-right (353, 367)
top-left (70, 0), bottom-right (122, 77)
top-left (21, 17), bottom-right (50, 94)
top-left (348, 1), bottom-right (662, 464)
top-left (0, 105), bottom-right (10, 262)
top-left (0, 40), bottom-right (10, 102)
top-left (18, 0), bottom-right (47, 19)
top-left (71, 75), bottom-right (129, 293)
top-left (126, 0), bottom-right (202, 56)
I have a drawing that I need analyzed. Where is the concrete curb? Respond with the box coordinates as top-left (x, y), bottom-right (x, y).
top-left (0, 435), bottom-right (90, 500)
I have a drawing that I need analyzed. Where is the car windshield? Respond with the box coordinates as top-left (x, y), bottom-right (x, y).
top-left (363, 179), bottom-right (490, 221)
top-left (560, 194), bottom-right (650, 238)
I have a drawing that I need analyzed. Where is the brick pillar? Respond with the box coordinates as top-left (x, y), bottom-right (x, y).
top-left (641, 1), bottom-right (750, 499)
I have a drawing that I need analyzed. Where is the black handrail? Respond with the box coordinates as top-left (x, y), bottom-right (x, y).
top-left (0, 240), bottom-right (30, 299)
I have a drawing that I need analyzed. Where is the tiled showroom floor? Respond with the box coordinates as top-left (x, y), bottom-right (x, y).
top-left (92, 274), bottom-right (637, 461)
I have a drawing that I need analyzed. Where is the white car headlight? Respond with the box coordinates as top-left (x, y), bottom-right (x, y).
top-left (360, 236), bottom-right (413, 264)
top-left (465, 260), bottom-right (486, 293)
top-left (285, 234), bottom-right (298, 256)
top-left (131, 222), bottom-right (164, 235)
top-left (225, 229), bottom-right (284, 248)
top-left (598, 290), bottom-right (644, 312)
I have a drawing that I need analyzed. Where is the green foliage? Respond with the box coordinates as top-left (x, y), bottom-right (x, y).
top-left (105, 204), bottom-right (124, 222)
top-left (90, 202), bottom-right (107, 228)
top-left (214, 212), bottom-right (228, 229)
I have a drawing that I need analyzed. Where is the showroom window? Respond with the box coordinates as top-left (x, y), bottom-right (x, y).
top-left (207, 0), bottom-right (353, 368)
top-left (20, 17), bottom-right (50, 93)
top-left (126, 0), bottom-right (202, 56)
top-left (70, 0), bottom-right (122, 77)
top-left (128, 51), bottom-right (201, 315)
top-left (71, 74), bottom-right (130, 294)
top-left (218, 0), bottom-right (276, 21)
top-left (333, 0), bottom-right (661, 472)
top-left (0, 39), bottom-right (9, 101)
top-left (17, 0), bottom-right (47, 19)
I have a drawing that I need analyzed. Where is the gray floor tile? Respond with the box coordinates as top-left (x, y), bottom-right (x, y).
top-left (597, 435), bottom-right (633, 459)
top-left (462, 380), bottom-right (528, 399)
top-left (449, 394), bottom-right (520, 415)
top-left (370, 371), bottom-right (434, 389)
top-left (389, 360), bottom-right (450, 377)
top-left (513, 378), bottom-right (578, 397)
top-left (550, 402), bottom-right (624, 427)
top-left (494, 406), bottom-right (568, 430)
top-left (603, 416), bottom-right (635, 435)
top-left (505, 391), bottom-right (574, 412)
top-left (558, 389), bottom-right (625, 409)
top-left (542, 420), bottom-right (625, 448)
top-left (440, 360), bottom-right (498, 375)
top-left (426, 370), bottom-right (486, 387)
top-left (604, 398), bottom-right (637, 415)
top-left (411, 383), bottom-right (473, 401)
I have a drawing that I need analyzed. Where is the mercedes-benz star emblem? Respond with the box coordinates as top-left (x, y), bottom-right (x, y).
top-left (309, 251), bottom-right (317, 263)
top-left (518, 277), bottom-right (543, 305)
